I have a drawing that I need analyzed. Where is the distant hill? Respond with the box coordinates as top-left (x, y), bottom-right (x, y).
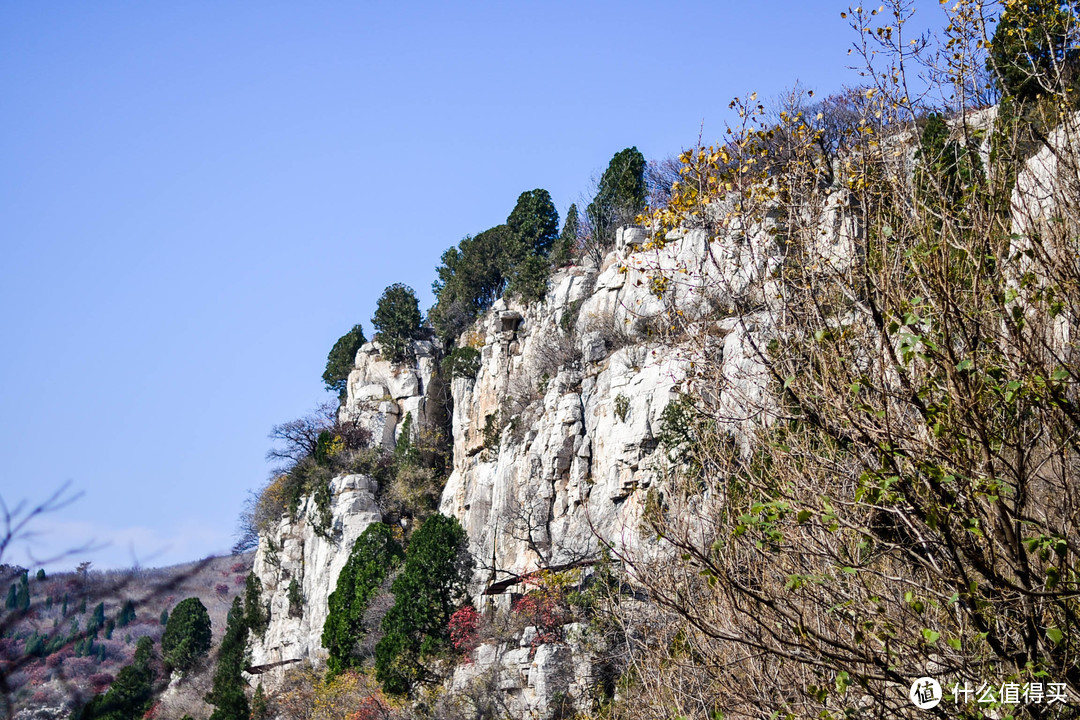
top-left (1, 553), bottom-right (253, 720)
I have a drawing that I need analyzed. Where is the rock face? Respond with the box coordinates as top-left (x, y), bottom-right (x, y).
top-left (440, 226), bottom-right (781, 595)
top-left (247, 227), bottom-right (788, 706)
top-left (242, 106), bottom-right (1080, 716)
top-left (340, 338), bottom-right (444, 449)
top-left (450, 626), bottom-right (593, 719)
top-left (247, 474), bottom-right (381, 686)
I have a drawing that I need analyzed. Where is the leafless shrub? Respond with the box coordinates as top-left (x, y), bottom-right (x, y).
top-left (605, 3), bottom-right (1080, 717)
top-left (531, 329), bottom-right (582, 382)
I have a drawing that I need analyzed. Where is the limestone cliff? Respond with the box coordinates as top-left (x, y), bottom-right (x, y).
top-left (245, 222), bottom-right (784, 696)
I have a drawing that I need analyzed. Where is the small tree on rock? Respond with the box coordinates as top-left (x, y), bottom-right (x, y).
top-left (587, 147), bottom-right (646, 252)
top-left (322, 324), bottom-right (366, 398)
top-left (551, 203), bottom-right (580, 268)
top-left (372, 284), bottom-right (423, 363)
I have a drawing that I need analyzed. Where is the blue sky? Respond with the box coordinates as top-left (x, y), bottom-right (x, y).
top-left (0, 1), bottom-right (950, 570)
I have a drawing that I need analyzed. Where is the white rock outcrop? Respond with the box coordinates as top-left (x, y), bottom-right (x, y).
top-left (247, 474), bottom-right (381, 685)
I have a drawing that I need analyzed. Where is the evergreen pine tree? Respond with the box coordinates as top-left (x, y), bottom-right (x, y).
top-left (322, 324), bottom-right (367, 398)
top-left (552, 203), bottom-right (580, 268)
top-left (117, 599), bottom-right (136, 627)
top-left (244, 573), bottom-right (268, 635)
top-left (251, 684), bottom-right (269, 720)
top-left (989, 0), bottom-right (1080, 102)
top-left (85, 602), bottom-right (103, 636)
top-left (160, 608), bottom-right (169, 626)
top-left (206, 596), bottom-right (250, 720)
top-left (506, 188), bottom-right (560, 256)
top-left (75, 636), bottom-right (155, 720)
top-left (162, 597), bottom-right (212, 673)
top-left (15, 577), bottom-right (29, 612)
top-left (374, 514), bottom-right (472, 695)
top-left (372, 283), bottom-right (423, 362)
top-left (587, 147), bottom-right (646, 246)
top-left (4, 584), bottom-right (15, 610)
top-left (322, 523), bottom-right (405, 675)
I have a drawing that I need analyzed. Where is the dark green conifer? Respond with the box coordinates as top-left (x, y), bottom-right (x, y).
top-left (323, 523), bottom-right (405, 675)
top-left (374, 514), bottom-right (472, 695)
top-left (587, 147), bottom-right (646, 245)
top-left (372, 283), bottom-right (423, 362)
top-left (206, 597), bottom-right (250, 720)
top-left (552, 203), bottom-right (580, 268)
top-left (322, 324), bottom-right (367, 398)
top-left (244, 573), bottom-right (268, 635)
top-left (162, 597), bottom-right (213, 673)
top-left (117, 599), bottom-right (136, 627)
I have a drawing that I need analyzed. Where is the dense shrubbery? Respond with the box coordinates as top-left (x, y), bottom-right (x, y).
top-left (374, 514), bottom-right (472, 695)
top-left (322, 523), bottom-right (405, 675)
top-left (440, 346), bottom-right (481, 380)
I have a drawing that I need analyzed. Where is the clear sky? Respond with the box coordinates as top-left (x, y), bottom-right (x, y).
top-left (0, 1), bottom-right (950, 570)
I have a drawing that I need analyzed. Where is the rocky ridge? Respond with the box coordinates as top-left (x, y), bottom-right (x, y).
top-left (245, 107), bottom-right (1064, 713)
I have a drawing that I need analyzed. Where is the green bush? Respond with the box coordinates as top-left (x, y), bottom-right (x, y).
top-left (162, 597), bottom-right (212, 673)
top-left (372, 283), bottom-right (423, 362)
top-left (322, 523), bottom-right (405, 675)
top-left (74, 636), bottom-right (155, 720)
top-left (375, 514), bottom-right (473, 695)
top-left (287, 578), bottom-right (304, 619)
top-left (322, 324), bottom-right (366, 398)
top-left (441, 346), bottom-right (481, 380)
